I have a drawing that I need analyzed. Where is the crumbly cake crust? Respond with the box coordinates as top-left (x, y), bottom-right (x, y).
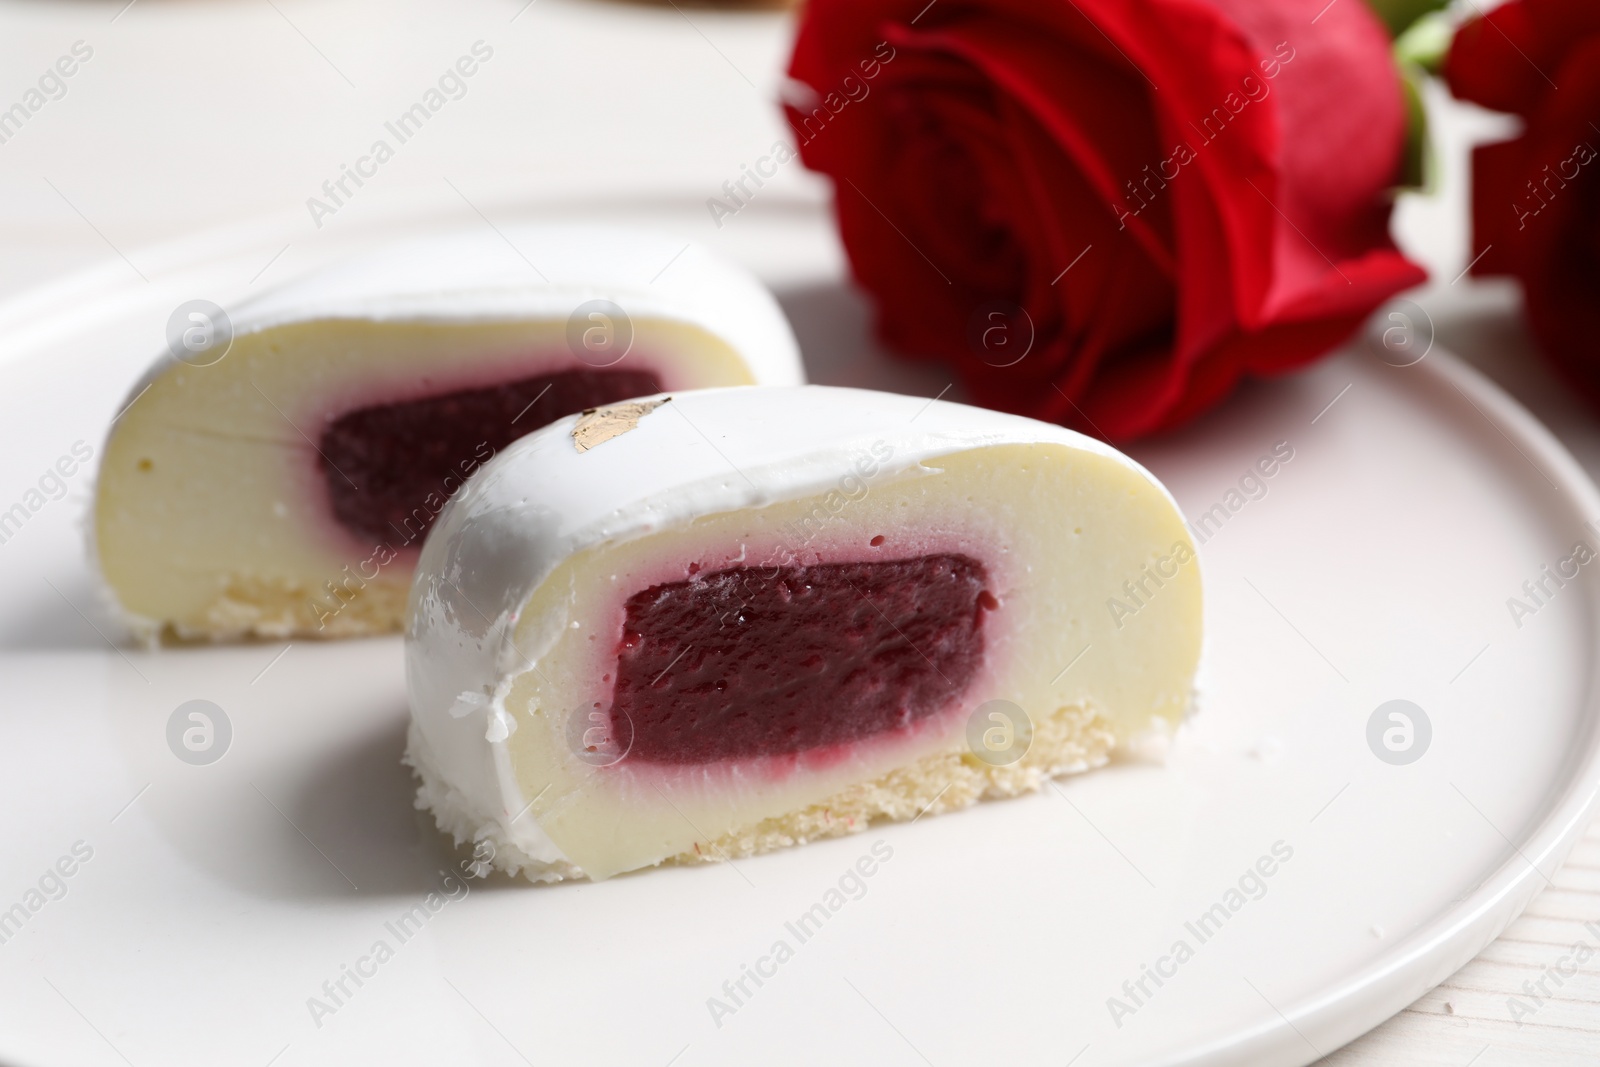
top-left (131, 575), bottom-right (409, 643)
top-left (406, 702), bottom-right (1119, 884)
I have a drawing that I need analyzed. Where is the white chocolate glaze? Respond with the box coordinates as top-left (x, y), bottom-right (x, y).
top-left (118, 223), bottom-right (803, 409)
top-left (405, 384), bottom-right (1194, 872)
top-left (95, 225), bottom-right (802, 641)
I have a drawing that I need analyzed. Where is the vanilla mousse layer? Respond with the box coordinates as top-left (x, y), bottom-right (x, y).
top-left (93, 226), bottom-right (802, 640)
top-left (406, 385), bottom-right (1202, 882)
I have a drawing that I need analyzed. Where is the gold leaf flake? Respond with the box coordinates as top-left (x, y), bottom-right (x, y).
top-left (571, 397), bottom-right (671, 453)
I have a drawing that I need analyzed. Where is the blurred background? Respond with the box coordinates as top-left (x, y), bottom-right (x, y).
top-left (0, 0), bottom-right (814, 291)
top-left (0, 0), bottom-right (1582, 463)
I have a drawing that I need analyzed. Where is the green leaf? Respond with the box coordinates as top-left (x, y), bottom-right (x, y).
top-left (1363, 0), bottom-right (1449, 39)
top-left (1396, 61), bottom-right (1432, 192)
top-left (1394, 10), bottom-right (1454, 75)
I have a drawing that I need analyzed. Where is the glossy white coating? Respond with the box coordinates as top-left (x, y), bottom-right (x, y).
top-left (91, 225), bottom-right (804, 641)
top-left (118, 223), bottom-right (804, 407)
top-left (404, 384), bottom-right (1167, 868)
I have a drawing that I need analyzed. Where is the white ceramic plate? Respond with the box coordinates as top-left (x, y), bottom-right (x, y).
top-left (1, 196), bottom-right (1598, 1067)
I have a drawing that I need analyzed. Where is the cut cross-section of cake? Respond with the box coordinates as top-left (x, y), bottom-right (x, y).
top-left (406, 385), bottom-right (1202, 882)
top-left (92, 226), bottom-right (801, 640)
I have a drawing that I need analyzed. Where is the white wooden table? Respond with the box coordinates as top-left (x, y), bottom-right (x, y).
top-left (1, 0), bottom-right (1595, 1061)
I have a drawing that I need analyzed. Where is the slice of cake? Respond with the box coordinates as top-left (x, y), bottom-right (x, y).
top-left (406, 385), bottom-right (1201, 882)
top-left (92, 226), bottom-right (802, 640)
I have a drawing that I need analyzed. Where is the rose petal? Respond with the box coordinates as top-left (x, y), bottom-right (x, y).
top-left (995, 94), bottom-right (1176, 397)
top-left (1467, 139), bottom-right (1528, 278)
top-left (1447, 0), bottom-right (1600, 117)
top-left (1500, 35), bottom-right (1600, 403)
top-left (787, 0), bottom-right (1423, 439)
top-left (891, 16), bottom-right (1177, 274)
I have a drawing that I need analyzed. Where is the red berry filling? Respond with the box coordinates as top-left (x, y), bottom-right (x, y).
top-left (612, 554), bottom-right (995, 765)
top-left (319, 368), bottom-right (661, 546)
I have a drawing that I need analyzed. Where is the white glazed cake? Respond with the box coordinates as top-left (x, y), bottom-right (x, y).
top-left (406, 385), bottom-right (1202, 882)
top-left (92, 226), bottom-right (802, 641)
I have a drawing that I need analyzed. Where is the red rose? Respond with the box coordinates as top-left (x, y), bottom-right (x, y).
top-left (1445, 0), bottom-right (1600, 405)
top-left (785, 0), bottom-right (1426, 439)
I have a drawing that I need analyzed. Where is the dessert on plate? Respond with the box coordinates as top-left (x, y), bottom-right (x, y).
top-left (92, 226), bottom-right (802, 641)
top-left (406, 384), bottom-right (1202, 882)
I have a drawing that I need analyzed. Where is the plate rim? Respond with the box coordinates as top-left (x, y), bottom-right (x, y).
top-left (1160, 344), bottom-right (1600, 1066)
top-left (2, 201), bottom-right (1597, 1067)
